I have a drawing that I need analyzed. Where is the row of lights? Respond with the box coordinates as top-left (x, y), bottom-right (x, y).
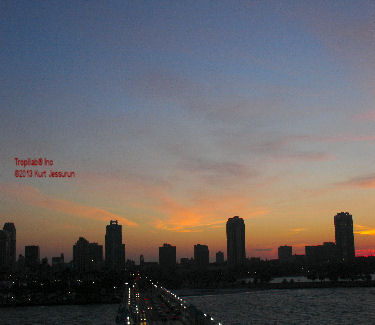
top-left (149, 278), bottom-right (222, 323)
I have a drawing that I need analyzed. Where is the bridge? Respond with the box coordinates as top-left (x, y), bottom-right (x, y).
top-left (115, 275), bottom-right (222, 325)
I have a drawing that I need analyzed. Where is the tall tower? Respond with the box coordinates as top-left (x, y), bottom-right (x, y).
top-left (158, 243), bottom-right (176, 268)
top-left (194, 244), bottom-right (209, 267)
top-left (105, 220), bottom-right (125, 270)
top-left (0, 230), bottom-right (9, 267)
top-left (3, 223), bottom-right (16, 267)
top-left (25, 245), bottom-right (40, 269)
top-left (226, 216), bottom-right (246, 266)
top-left (334, 212), bottom-right (355, 262)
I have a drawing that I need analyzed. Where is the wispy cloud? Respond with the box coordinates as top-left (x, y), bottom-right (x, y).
top-left (337, 174), bottom-right (375, 189)
top-left (177, 157), bottom-right (257, 186)
top-left (281, 2), bottom-right (375, 68)
top-left (290, 228), bottom-right (306, 234)
top-left (0, 183), bottom-right (138, 226)
top-left (317, 135), bottom-right (375, 143)
top-left (217, 132), bottom-right (334, 163)
top-left (354, 224), bottom-right (375, 236)
top-left (356, 249), bottom-right (375, 257)
top-left (152, 197), bottom-right (268, 233)
top-left (78, 171), bottom-right (268, 233)
top-left (354, 110), bottom-right (375, 122)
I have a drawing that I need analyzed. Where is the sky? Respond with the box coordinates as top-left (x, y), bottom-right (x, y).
top-left (1, 1), bottom-right (375, 262)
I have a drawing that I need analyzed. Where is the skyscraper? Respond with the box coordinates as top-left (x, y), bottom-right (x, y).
top-left (0, 230), bottom-right (9, 267)
top-left (278, 245), bottom-right (292, 261)
top-left (159, 243), bottom-right (176, 268)
top-left (194, 244), bottom-right (209, 267)
top-left (105, 220), bottom-right (125, 270)
top-left (3, 223), bottom-right (16, 267)
top-left (226, 216), bottom-right (246, 266)
top-left (25, 245), bottom-right (40, 269)
top-left (334, 212), bottom-right (355, 262)
top-left (73, 237), bottom-right (103, 272)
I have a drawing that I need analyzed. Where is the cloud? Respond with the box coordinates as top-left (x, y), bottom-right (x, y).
top-left (152, 194), bottom-right (268, 233)
top-left (354, 110), bottom-right (375, 122)
top-left (177, 157), bottom-right (257, 186)
top-left (77, 171), bottom-right (268, 233)
top-left (217, 132), bottom-right (334, 163)
top-left (338, 174), bottom-right (375, 189)
top-left (354, 224), bottom-right (375, 236)
top-left (290, 228), bottom-right (306, 234)
top-left (0, 183), bottom-right (138, 226)
top-left (126, 68), bottom-right (291, 125)
top-left (281, 2), bottom-right (375, 69)
top-left (317, 135), bottom-right (375, 143)
top-left (356, 249), bottom-right (375, 257)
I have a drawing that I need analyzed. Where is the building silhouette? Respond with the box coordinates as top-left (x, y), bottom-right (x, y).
top-left (180, 257), bottom-right (193, 266)
top-left (159, 243), bottom-right (176, 268)
top-left (73, 237), bottom-right (103, 272)
top-left (194, 244), bottom-right (209, 267)
top-left (305, 242), bottom-right (336, 263)
top-left (216, 251), bottom-right (224, 264)
top-left (0, 230), bottom-right (9, 268)
top-left (52, 253), bottom-right (66, 273)
top-left (17, 254), bottom-right (25, 272)
top-left (140, 254), bottom-right (144, 267)
top-left (278, 245), bottom-right (292, 261)
top-left (25, 245), bottom-right (40, 269)
top-left (105, 220), bottom-right (125, 270)
top-left (3, 223), bottom-right (16, 268)
top-left (226, 216), bottom-right (246, 265)
top-left (334, 212), bottom-right (355, 262)
top-left (52, 253), bottom-right (64, 266)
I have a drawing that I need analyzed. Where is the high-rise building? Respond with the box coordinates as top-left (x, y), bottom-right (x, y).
top-left (278, 245), bottom-right (292, 261)
top-left (334, 212), bottom-right (355, 262)
top-left (140, 254), bottom-right (144, 267)
top-left (159, 243), bottom-right (176, 268)
top-left (73, 237), bottom-right (103, 272)
top-left (3, 223), bottom-right (16, 267)
top-left (305, 242), bottom-right (336, 264)
top-left (25, 245), bottom-right (40, 269)
top-left (216, 251), bottom-right (224, 264)
top-left (0, 230), bottom-right (9, 267)
top-left (105, 220), bottom-right (125, 270)
top-left (226, 216), bottom-right (246, 266)
top-left (194, 244), bottom-right (209, 267)
top-left (52, 253), bottom-right (65, 266)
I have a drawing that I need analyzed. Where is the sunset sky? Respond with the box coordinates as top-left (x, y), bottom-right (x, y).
top-left (1, 1), bottom-right (375, 262)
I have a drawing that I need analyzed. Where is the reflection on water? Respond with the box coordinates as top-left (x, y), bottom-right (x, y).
top-left (1, 304), bottom-right (118, 325)
top-left (3, 288), bottom-right (375, 324)
top-left (185, 287), bottom-right (375, 325)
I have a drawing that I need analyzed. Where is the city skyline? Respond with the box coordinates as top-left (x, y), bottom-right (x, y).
top-left (1, 1), bottom-right (375, 262)
top-left (0, 212), bottom-right (368, 265)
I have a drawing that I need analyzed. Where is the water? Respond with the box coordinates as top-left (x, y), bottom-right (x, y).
top-left (0, 304), bottom-right (118, 325)
top-left (185, 287), bottom-right (375, 324)
top-left (2, 288), bottom-right (375, 324)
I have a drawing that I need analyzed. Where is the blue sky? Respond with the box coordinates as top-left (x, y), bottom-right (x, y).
top-left (1, 1), bottom-right (375, 261)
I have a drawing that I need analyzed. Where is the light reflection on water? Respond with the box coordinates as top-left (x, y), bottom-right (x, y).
top-left (2, 288), bottom-right (375, 324)
top-left (1, 304), bottom-right (118, 325)
top-left (185, 287), bottom-right (375, 324)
